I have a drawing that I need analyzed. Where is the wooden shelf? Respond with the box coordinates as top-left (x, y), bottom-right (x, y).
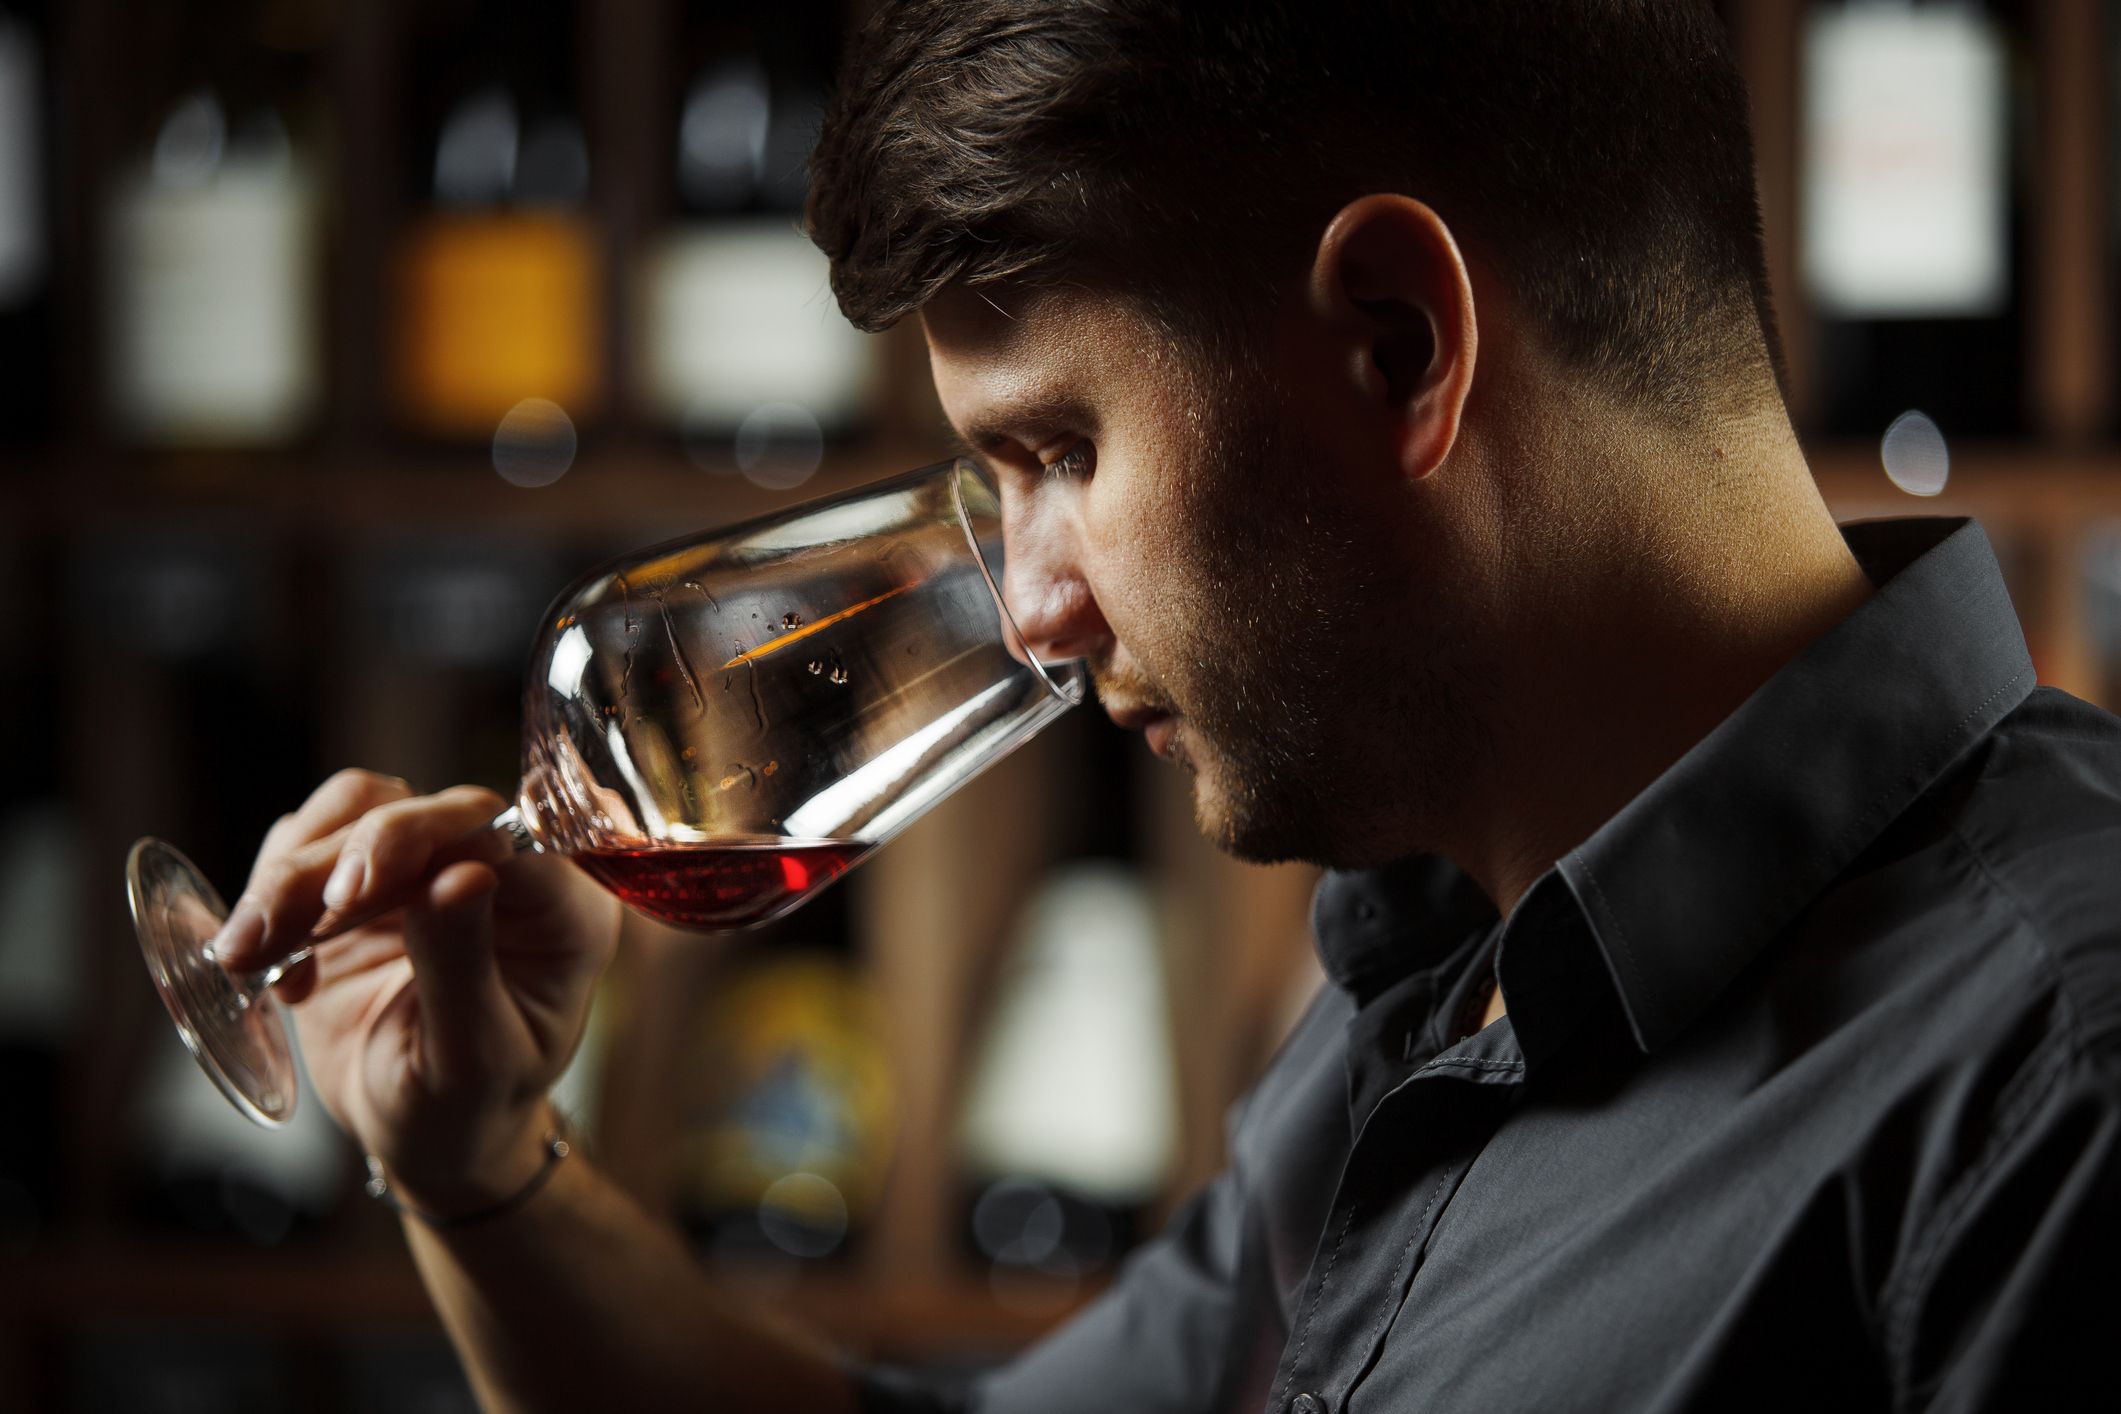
top-left (1810, 442), bottom-right (2121, 526)
top-left (11, 438), bottom-right (2121, 531)
top-left (9, 440), bottom-right (951, 536)
top-left (1808, 442), bottom-right (2118, 701)
top-left (7, 439), bottom-right (2121, 549)
top-left (0, 1243), bottom-right (1098, 1360)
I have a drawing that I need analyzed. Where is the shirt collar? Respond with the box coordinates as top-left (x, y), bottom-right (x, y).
top-left (1314, 517), bottom-right (2035, 1058)
top-left (1555, 516), bottom-right (2035, 1052)
top-left (1312, 853), bottom-right (1497, 1005)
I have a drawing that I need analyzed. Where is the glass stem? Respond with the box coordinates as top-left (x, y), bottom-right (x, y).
top-left (216, 803), bottom-right (538, 1007)
top-left (491, 802), bottom-right (537, 853)
top-left (244, 948), bottom-right (312, 1000)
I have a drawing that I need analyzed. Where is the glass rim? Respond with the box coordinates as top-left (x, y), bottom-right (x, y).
top-left (527, 454), bottom-right (1090, 709)
top-left (946, 457), bottom-right (1087, 708)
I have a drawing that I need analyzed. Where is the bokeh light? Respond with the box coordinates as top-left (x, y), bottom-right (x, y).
top-left (972, 1177), bottom-right (1066, 1268)
top-left (491, 397), bottom-right (577, 488)
top-left (734, 401), bottom-right (823, 490)
top-left (1881, 409), bottom-right (1950, 497)
top-left (150, 88), bottom-right (225, 186)
top-left (756, 1171), bottom-right (848, 1259)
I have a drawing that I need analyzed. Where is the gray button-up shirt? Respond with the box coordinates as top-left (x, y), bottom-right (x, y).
top-left (861, 517), bottom-right (2121, 1413)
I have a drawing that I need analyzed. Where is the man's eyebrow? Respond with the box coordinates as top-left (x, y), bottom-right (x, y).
top-left (944, 393), bottom-right (1092, 461)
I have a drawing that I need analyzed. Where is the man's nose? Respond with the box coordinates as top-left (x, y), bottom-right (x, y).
top-left (998, 492), bottom-right (1109, 667)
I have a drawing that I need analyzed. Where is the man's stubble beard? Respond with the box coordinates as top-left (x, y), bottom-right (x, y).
top-left (1156, 353), bottom-right (1494, 871)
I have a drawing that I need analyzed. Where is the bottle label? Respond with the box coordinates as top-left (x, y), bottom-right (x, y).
top-left (1802, 4), bottom-right (2008, 319)
top-left (639, 218), bottom-right (874, 432)
top-left (395, 212), bottom-right (603, 436)
top-left (107, 166), bottom-right (322, 444)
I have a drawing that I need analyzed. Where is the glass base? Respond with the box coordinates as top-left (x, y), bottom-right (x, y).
top-left (127, 838), bottom-right (297, 1128)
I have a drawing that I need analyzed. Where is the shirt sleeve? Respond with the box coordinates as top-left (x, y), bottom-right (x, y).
top-left (853, 1154), bottom-right (1256, 1414)
top-left (1892, 1050), bottom-right (2121, 1412)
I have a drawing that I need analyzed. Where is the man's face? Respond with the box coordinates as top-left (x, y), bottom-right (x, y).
top-left (924, 282), bottom-right (1486, 867)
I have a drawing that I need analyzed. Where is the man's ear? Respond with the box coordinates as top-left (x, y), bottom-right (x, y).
top-left (1308, 194), bottom-right (1478, 481)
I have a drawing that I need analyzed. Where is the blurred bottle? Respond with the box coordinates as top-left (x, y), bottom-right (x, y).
top-left (547, 972), bottom-right (611, 1141)
top-left (394, 0), bottom-right (601, 444)
top-left (1975, 525), bottom-right (2049, 670)
top-left (2079, 523), bottom-right (2121, 702)
top-left (73, 527), bottom-right (346, 1242)
top-left (131, 1018), bottom-right (350, 1246)
top-left (636, 6), bottom-right (875, 490)
top-left (956, 863), bottom-right (1177, 1296)
top-left (1802, 0), bottom-right (2026, 439)
top-left (0, 2), bottom-right (53, 446)
top-left (2107, 0), bottom-right (2121, 430)
top-left (339, 1328), bottom-right (480, 1414)
top-left (103, 0), bottom-right (329, 448)
top-left (337, 533), bottom-right (559, 793)
top-left (0, 534), bottom-right (59, 1257)
top-left (0, 804), bottom-right (83, 1256)
top-left (72, 1327), bottom-right (290, 1413)
top-left (955, 716), bottom-right (1177, 1297)
top-left (668, 885), bottom-right (894, 1273)
top-left (79, 528), bottom-right (317, 894)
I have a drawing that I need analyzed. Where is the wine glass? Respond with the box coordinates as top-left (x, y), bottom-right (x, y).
top-left (128, 458), bottom-right (1086, 1127)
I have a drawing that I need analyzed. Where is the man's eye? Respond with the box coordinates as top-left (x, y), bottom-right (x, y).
top-left (1042, 441), bottom-right (1095, 481)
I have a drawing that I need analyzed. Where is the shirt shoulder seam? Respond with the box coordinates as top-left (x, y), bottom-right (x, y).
top-left (1878, 822), bottom-right (2086, 1391)
top-left (1571, 663), bottom-right (2031, 1051)
top-left (1880, 1038), bottom-right (2073, 1404)
top-left (1943, 820), bottom-right (2089, 1057)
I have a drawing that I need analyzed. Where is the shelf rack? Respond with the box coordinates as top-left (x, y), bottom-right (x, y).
top-left (10, 1), bottom-right (2121, 1409)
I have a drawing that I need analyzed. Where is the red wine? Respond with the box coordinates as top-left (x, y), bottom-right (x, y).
top-left (572, 839), bottom-right (869, 930)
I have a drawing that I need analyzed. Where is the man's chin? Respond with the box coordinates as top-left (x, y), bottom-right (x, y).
top-left (1195, 803), bottom-right (1318, 866)
top-left (1180, 738), bottom-right (1384, 869)
top-left (1188, 766), bottom-right (1313, 867)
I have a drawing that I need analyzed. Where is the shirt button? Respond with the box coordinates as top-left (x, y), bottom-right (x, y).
top-left (1291, 1395), bottom-right (1326, 1414)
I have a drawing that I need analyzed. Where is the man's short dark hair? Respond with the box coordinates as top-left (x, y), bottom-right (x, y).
top-left (807, 0), bottom-right (1783, 423)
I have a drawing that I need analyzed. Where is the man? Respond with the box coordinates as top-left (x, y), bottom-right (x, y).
top-left (214, 2), bottom-right (2120, 1409)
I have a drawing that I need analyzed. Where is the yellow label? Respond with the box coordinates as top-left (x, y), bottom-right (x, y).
top-left (394, 212), bottom-right (602, 435)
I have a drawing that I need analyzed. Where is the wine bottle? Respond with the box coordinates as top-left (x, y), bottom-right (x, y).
top-left (637, 7), bottom-right (875, 488)
top-left (0, 2), bottom-right (52, 447)
top-left (666, 879), bottom-right (893, 1269)
top-left (957, 862), bottom-right (1177, 1287)
top-left (0, 803), bottom-right (83, 1256)
top-left (339, 534), bottom-right (559, 793)
top-left (394, 0), bottom-right (601, 444)
top-left (103, 0), bottom-right (327, 447)
top-left (956, 714), bottom-right (1176, 1288)
top-left (79, 527), bottom-right (345, 1241)
top-left (2083, 525), bottom-right (2121, 703)
top-left (131, 1018), bottom-right (349, 1245)
top-left (1802, 0), bottom-right (2026, 438)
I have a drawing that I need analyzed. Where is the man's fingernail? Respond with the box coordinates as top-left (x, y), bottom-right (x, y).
top-left (322, 853), bottom-right (366, 911)
top-left (209, 902), bottom-right (265, 963)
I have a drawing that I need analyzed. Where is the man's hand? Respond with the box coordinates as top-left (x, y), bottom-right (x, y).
top-left (210, 768), bottom-right (622, 1217)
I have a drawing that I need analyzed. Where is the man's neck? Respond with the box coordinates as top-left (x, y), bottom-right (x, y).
top-left (1446, 417), bottom-right (1874, 921)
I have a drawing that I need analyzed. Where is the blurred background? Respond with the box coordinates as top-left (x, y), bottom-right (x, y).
top-left (0, 0), bottom-right (2114, 1408)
